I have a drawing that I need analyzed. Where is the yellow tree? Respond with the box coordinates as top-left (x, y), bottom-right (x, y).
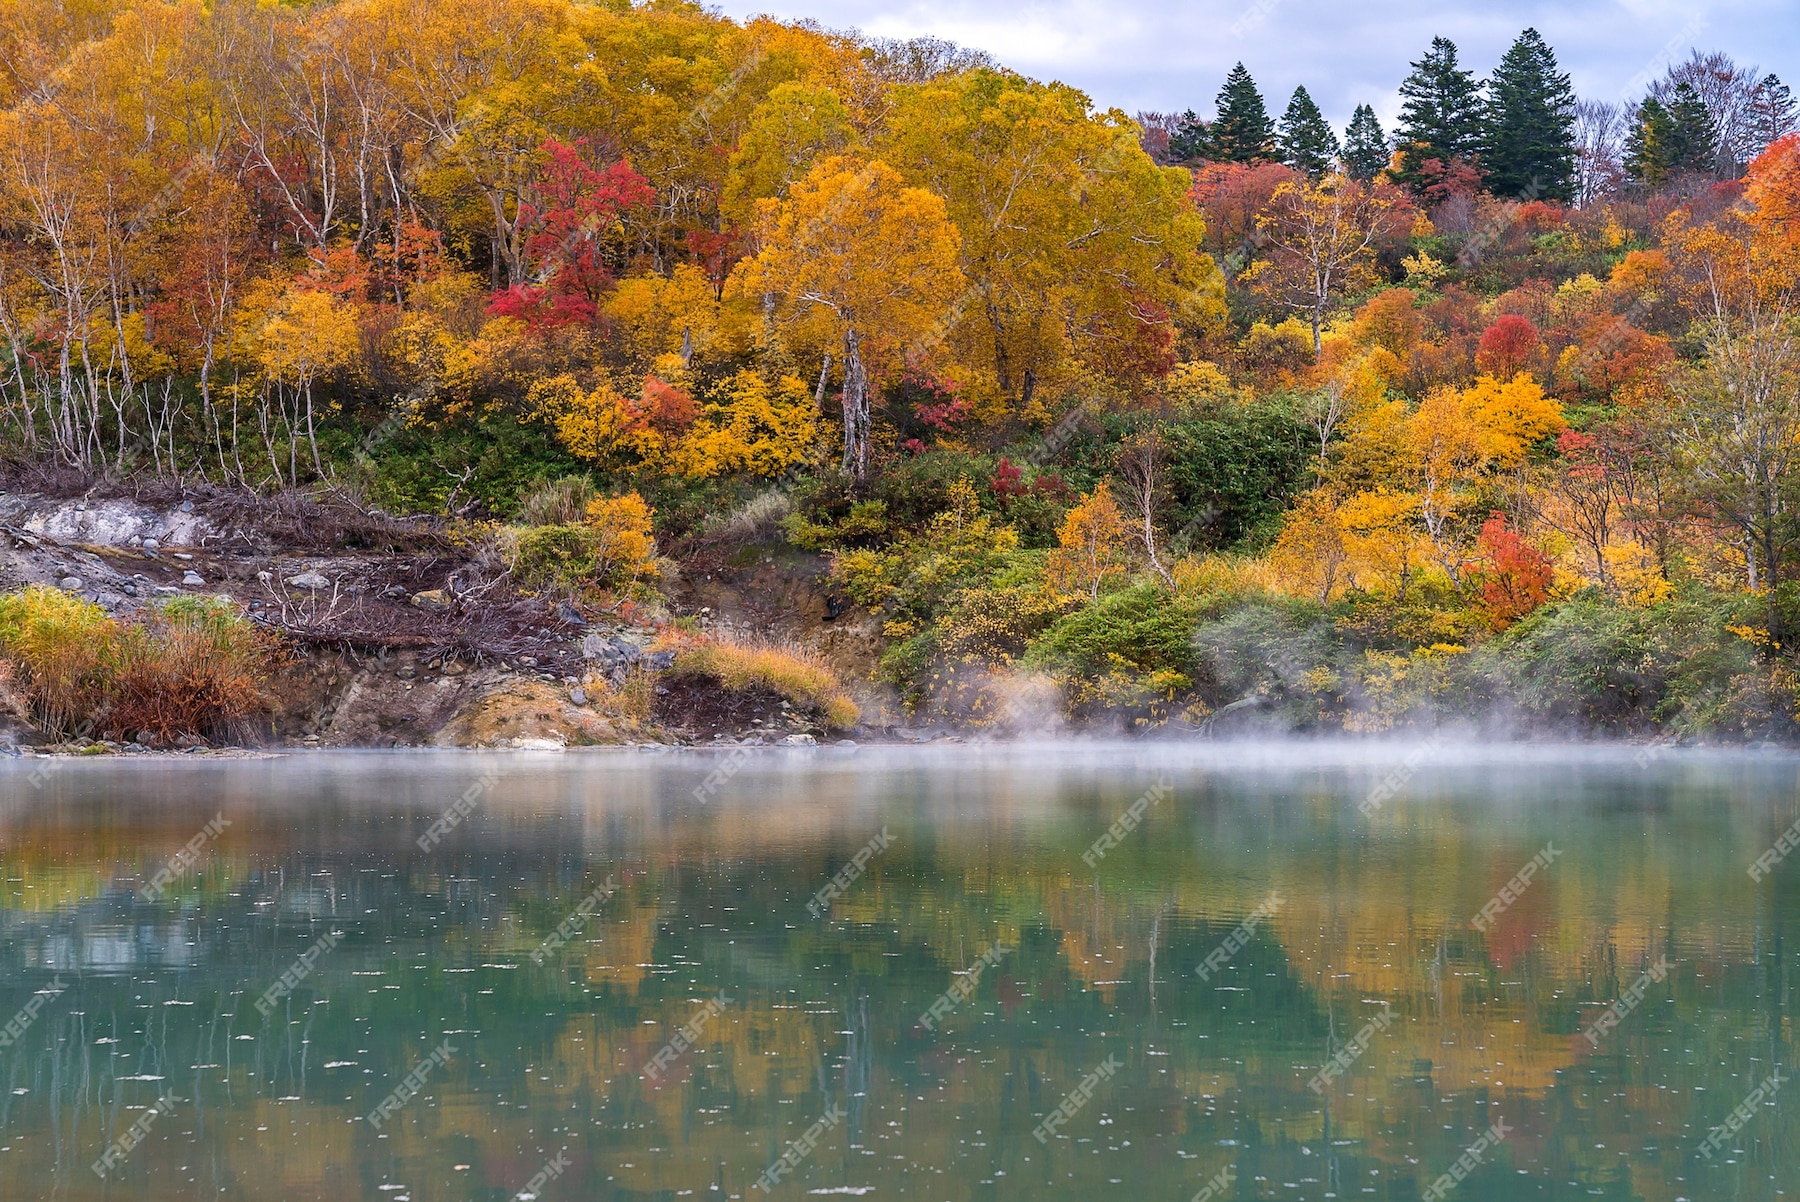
top-left (880, 70), bottom-right (1216, 411)
top-left (1048, 487), bottom-right (1131, 600)
top-left (1406, 374), bottom-right (1562, 582)
top-left (250, 286), bottom-right (361, 481)
top-left (729, 155), bottom-right (964, 477)
top-left (1251, 172), bottom-right (1399, 355)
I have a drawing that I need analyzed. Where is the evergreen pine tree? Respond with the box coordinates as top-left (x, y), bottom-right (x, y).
top-left (1481, 28), bottom-right (1577, 199)
top-left (1393, 36), bottom-right (1484, 190)
top-left (1168, 109), bottom-right (1209, 162)
top-left (1624, 96), bottom-right (1675, 184)
top-left (1666, 82), bottom-right (1720, 174)
top-left (1277, 86), bottom-right (1340, 175)
top-left (1748, 73), bottom-right (1797, 154)
top-left (1342, 104), bottom-right (1389, 181)
top-left (1209, 63), bottom-right (1275, 162)
top-left (1625, 86), bottom-right (1717, 185)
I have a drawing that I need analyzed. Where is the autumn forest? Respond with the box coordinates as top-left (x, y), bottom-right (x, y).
top-left (4, 0), bottom-right (1800, 737)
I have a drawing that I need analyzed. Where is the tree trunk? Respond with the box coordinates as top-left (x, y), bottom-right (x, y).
top-left (813, 352), bottom-right (833, 409)
top-left (841, 329), bottom-right (869, 479)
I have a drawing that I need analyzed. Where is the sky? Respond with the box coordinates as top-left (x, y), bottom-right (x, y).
top-left (710, 0), bottom-right (1799, 134)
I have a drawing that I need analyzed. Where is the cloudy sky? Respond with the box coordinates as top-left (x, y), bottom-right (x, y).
top-left (712, 0), bottom-right (1797, 133)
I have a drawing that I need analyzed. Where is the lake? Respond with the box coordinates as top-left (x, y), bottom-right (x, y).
top-left (0, 743), bottom-right (1794, 1201)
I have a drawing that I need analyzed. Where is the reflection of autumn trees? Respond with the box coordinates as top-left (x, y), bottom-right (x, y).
top-left (0, 779), bottom-right (1789, 1201)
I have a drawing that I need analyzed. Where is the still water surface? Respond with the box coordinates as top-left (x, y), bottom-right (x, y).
top-left (0, 743), bottom-right (1795, 1201)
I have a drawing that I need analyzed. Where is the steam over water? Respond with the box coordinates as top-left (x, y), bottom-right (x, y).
top-left (0, 743), bottom-right (1793, 1199)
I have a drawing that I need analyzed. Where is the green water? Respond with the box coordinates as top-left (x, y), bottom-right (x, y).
top-left (0, 744), bottom-right (1794, 1201)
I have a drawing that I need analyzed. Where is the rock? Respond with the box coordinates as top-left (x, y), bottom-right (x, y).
top-left (172, 552), bottom-right (193, 561)
top-left (410, 589), bottom-right (452, 613)
top-left (570, 687), bottom-right (588, 705)
top-left (608, 636), bottom-right (641, 665)
top-left (135, 730), bottom-right (155, 746)
top-left (381, 585), bottom-right (410, 600)
top-left (782, 733), bottom-right (817, 746)
top-left (179, 500), bottom-right (194, 513)
top-left (580, 633), bottom-right (608, 661)
top-left (643, 650), bottom-right (676, 671)
top-left (128, 535), bottom-right (142, 547)
top-left (58, 576), bottom-right (82, 591)
top-left (442, 660), bottom-right (466, 677)
top-left (286, 571), bottom-right (331, 590)
top-left (520, 656), bottom-right (538, 666)
top-left (556, 602), bottom-right (588, 628)
top-left (182, 570), bottom-right (206, 587)
top-left (140, 538), bottom-right (159, 557)
top-left (256, 570), bottom-right (272, 583)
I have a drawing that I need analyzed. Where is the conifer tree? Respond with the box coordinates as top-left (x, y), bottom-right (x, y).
top-left (1393, 37), bottom-right (1484, 190)
top-left (1168, 109), bottom-right (1209, 162)
top-left (1277, 86), bottom-right (1340, 176)
top-left (1209, 63), bottom-right (1275, 162)
top-left (1625, 84), bottom-right (1719, 184)
top-left (1481, 29), bottom-right (1577, 199)
top-left (1342, 104), bottom-right (1389, 181)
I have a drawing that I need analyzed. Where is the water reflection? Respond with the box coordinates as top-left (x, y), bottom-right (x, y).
top-left (0, 744), bottom-right (1793, 1200)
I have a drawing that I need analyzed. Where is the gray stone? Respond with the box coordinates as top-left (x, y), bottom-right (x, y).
top-left (570, 688), bottom-right (588, 705)
top-left (782, 733), bottom-right (817, 746)
top-left (581, 633), bottom-right (607, 661)
top-left (286, 571), bottom-right (331, 590)
top-left (139, 539), bottom-right (159, 557)
top-left (58, 576), bottom-right (82, 591)
top-left (643, 650), bottom-right (676, 671)
top-left (182, 570), bottom-right (205, 587)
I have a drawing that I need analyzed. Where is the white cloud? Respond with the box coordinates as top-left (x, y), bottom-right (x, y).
top-left (716, 0), bottom-right (1796, 133)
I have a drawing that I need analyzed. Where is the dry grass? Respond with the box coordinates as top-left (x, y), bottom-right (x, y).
top-left (670, 635), bottom-right (859, 729)
top-left (0, 587), bottom-right (279, 743)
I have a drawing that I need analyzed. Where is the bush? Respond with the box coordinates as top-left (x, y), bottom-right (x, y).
top-left (503, 490), bottom-right (659, 590)
top-left (1024, 583), bottom-right (1204, 719)
top-left (516, 475), bottom-right (595, 525)
top-left (0, 588), bottom-right (277, 743)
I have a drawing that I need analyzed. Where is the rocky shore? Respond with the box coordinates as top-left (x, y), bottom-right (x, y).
top-left (0, 486), bottom-right (895, 752)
